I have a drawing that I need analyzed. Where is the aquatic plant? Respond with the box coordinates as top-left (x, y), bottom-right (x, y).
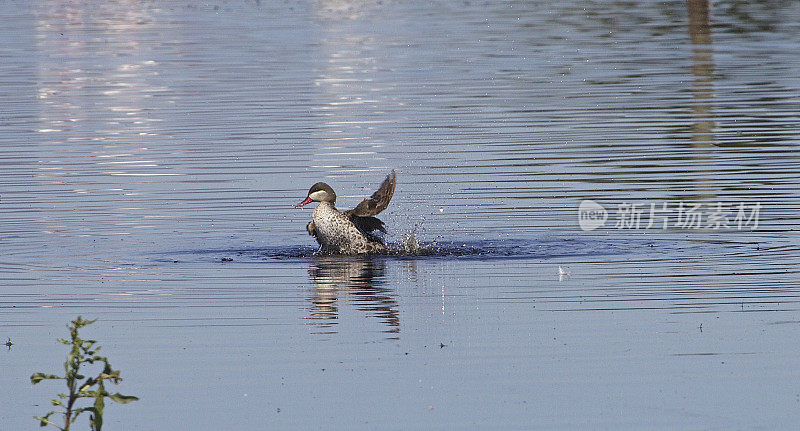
top-left (30, 316), bottom-right (138, 430)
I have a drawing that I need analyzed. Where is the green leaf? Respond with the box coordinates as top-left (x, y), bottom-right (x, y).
top-left (73, 407), bottom-right (94, 415)
top-left (30, 373), bottom-right (62, 384)
top-left (80, 378), bottom-right (97, 392)
top-left (94, 397), bottom-right (105, 414)
top-left (34, 412), bottom-right (62, 429)
top-left (100, 371), bottom-right (120, 380)
top-left (108, 393), bottom-right (139, 404)
top-left (78, 390), bottom-right (98, 398)
top-left (91, 411), bottom-right (103, 431)
top-left (92, 395), bottom-right (105, 431)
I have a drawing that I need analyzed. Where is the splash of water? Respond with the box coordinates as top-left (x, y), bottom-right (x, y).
top-left (396, 228), bottom-right (423, 255)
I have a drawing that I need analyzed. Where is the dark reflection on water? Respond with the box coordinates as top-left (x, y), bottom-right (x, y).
top-left (688, 0), bottom-right (715, 149)
top-left (307, 257), bottom-right (398, 336)
top-left (2, 1), bottom-right (800, 429)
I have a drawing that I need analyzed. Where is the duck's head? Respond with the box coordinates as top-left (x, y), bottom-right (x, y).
top-left (296, 182), bottom-right (336, 207)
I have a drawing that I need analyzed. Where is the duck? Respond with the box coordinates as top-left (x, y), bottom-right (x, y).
top-left (296, 170), bottom-right (396, 255)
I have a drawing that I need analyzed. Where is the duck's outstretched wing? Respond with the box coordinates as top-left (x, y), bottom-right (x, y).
top-left (346, 170), bottom-right (396, 217)
top-left (352, 216), bottom-right (386, 235)
top-left (344, 170), bottom-right (396, 236)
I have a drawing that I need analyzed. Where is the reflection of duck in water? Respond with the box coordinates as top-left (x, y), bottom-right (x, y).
top-left (296, 171), bottom-right (396, 255)
top-left (308, 257), bottom-right (399, 334)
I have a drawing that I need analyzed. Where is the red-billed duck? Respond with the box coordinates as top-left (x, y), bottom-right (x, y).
top-left (296, 170), bottom-right (396, 255)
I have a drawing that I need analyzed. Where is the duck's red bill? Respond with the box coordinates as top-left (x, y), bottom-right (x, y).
top-left (295, 197), bottom-right (312, 207)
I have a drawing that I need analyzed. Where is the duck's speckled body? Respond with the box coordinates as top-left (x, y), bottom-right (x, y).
top-left (296, 171), bottom-right (396, 255)
top-left (311, 201), bottom-right (387, 254)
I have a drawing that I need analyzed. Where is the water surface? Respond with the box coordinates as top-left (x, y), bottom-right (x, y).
top-left (2, 1), bottom-right (800, 429)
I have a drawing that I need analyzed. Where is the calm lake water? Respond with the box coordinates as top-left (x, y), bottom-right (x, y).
top-left (2, 0), bottom-right (800, 429)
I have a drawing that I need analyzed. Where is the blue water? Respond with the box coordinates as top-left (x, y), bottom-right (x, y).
top-left (2, 1), bottom-right (800, 429)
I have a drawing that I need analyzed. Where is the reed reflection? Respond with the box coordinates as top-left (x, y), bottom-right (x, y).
top-left (687, 0), bottom-right (716, 148)
top-left (307, 257), bottom-right (399, 336)
top-left (678, 0), bottom-right (720, 202)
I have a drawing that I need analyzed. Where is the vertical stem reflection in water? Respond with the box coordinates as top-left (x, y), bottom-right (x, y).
top-left (686, 0), bottom-right (718, 201)
top-left (688, 0), bottom-right (716, 147)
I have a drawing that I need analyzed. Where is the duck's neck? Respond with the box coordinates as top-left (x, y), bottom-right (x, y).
top-left (313, 201), bottom-right (337, 216)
